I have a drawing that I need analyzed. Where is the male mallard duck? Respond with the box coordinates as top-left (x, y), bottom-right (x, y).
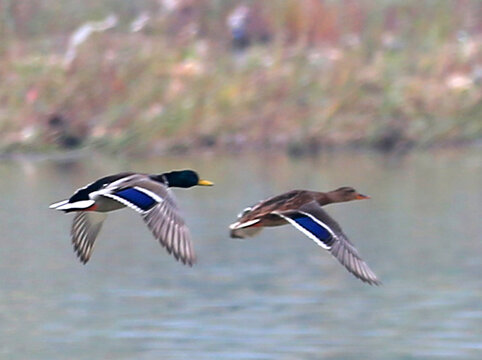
top-left (229, 187), bottom-right (381, 285)
top-left (50, 170), bottom-right (213, 266)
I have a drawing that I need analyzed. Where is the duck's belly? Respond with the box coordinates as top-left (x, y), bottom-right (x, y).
top-left (258, 215), bottom-right (288, 227)
top-left (93, 197), bottom-right (126, 212)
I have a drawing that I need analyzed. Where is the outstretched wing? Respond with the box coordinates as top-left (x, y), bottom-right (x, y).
top-left (101, 180), bottom-right (196, 266)
top-left (71, 211), bottom-right (107, 264)
top-left (142, 199), bottom-right (195, 266)
top-left (274, 201), bottom-right (381, 285)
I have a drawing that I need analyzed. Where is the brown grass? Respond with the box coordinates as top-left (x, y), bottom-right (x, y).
top-left (1, 1), bottom-right (481, 155)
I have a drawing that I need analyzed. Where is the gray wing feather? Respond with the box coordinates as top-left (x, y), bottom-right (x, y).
top-left (289, 201), bottom-right (381, 285)
top-left (135, 178), bottom-right (195, 266)
top-left (142, 201), bottom-right (195, 266)
top-left (71, 212), bottom-right (107, 264)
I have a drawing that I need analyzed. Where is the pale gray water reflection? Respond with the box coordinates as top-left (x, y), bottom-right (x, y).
top-left (0, 149), bottom-right (481, 359)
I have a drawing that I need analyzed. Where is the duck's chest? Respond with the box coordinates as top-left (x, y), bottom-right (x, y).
top-left (257, 214), bottom-right (288, 227)
top-left (92, 196), bottom-right (126, 212)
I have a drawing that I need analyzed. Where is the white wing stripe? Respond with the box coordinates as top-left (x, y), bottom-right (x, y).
top-left (274, 211), bottom-right (336, 250)
top-left (102, 193), bottom-right (146, 213)
top-left (55, 200), bottom-right (95, 210)
top-left (229, 218), bottom-right (260, 230)
top-left (133, 186), bottom-right (165, 203)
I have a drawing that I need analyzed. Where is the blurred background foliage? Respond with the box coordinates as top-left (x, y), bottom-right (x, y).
top-left (0, 0), bottom-right (481, 155)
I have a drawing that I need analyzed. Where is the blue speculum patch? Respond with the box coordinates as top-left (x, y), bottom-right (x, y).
top-left (292, 215), bottom-right (333, 245)
top-left (115, 188), bottom-right (156, 211)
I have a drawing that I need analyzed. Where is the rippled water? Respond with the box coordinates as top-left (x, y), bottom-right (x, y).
top-left (1, 149), bottom-right (481, 359)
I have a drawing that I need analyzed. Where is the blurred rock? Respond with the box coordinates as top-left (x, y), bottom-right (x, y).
top-left (373, 124), bottom-right (413, 154)
top-left (46, 114), bottom-right (83, 149)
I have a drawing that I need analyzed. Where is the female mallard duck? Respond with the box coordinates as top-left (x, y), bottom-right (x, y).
top-left (229, 187), bottom-right (381, 285)
top-left (50, 170), bottom-right (213, 266)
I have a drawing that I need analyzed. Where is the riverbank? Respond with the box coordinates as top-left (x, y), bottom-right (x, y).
top-left (1, 1), bottom-right (481, 156)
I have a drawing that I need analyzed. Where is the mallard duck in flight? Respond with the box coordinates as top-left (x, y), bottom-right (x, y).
top-left (50, 170), bottom-right (213, 266)
top-left (229, 187), bottom-right (381, 285)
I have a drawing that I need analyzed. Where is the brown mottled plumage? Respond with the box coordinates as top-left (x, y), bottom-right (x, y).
top-left (229, 187), bottom-right (381, 285)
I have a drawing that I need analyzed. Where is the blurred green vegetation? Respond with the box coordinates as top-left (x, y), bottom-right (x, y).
top-left (0, 0), bottom-right (481, 155)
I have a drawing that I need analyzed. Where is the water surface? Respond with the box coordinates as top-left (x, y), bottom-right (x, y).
top-left (0, 149), bottom-right (481, 359)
